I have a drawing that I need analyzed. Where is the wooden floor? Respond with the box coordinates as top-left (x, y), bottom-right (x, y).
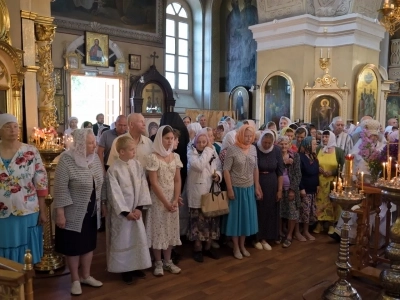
top-left (33, 232), bottom-right (382, 300)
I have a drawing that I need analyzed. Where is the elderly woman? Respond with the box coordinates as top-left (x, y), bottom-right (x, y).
top-left (64, 116), bottom-right (79, 149)
top-left (223, 125), bottom-right (262, 259)
top-left (54, 129), bottom-right (104, 296)
top-left (277, 135), bottom-right (302, 248)
top-left (0, 114), bottom-right (48, 264)
top-left (298, 137), bottom-right (319, 241)
top-left (315, 130), bottom-right (344, 234)
top-left (254, 130), bottom-right (284, 250)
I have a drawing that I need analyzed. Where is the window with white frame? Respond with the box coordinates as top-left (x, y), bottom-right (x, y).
top-left (165, 2), bottom-right (191, 91)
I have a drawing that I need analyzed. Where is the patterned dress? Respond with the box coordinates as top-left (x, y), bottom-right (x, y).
top-left (280, 152), bottom-right (301, 221)
top-left (146, 153), bottom-right (183, 250)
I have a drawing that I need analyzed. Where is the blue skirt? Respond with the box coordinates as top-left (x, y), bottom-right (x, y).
top-left (0, 212), bottom-right (43, 264)
top-left (222, 185), bottom-right (258, 236)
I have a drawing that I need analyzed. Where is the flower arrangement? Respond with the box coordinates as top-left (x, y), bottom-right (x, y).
top-left (358, 128), bottom-right (382, 178)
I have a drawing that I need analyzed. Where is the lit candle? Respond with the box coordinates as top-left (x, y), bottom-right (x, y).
top-left (344, 155), bottom-right (353, 187)
top-left (361, 172), bottom-right (364, 191)
top-left (385, 0), bottom-right (389, 4)
top-left (333, 181), bottom-right (336, 192)
top-left (396, 164), bottom-right (398, 178)
top-left (320, 48), bottom-right (323, 58)
top-left (383, 162), bottom-right (386, 180)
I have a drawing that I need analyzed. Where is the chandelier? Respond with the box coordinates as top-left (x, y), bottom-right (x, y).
top-left (379, 0), bottom-right (400, 35)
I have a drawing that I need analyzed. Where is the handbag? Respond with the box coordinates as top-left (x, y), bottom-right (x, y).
top-left (200, 182), bottom-right (229, 217)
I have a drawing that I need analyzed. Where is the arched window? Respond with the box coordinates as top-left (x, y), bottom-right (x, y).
top-left (165, 2), bottom-right (191, 92)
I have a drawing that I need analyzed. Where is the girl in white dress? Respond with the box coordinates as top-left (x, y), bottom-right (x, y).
top-left (146, 125), bottom-right (183, 276)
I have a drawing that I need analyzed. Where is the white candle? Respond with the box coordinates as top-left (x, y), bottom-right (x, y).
top-left (361, 172), bottom-right (364, 191)
top-left (327, 48), bottom-right (330, 58)
top-left (383, 163), bottom-right (386, 180)
top-left (385, 0), bottom-right (389, 4)
top-left (333, 181), bottom-right (336, 192)
top-left (320, 48), bottom-right (323, 58)
top-left (389, 157), bottom-right (392, 180)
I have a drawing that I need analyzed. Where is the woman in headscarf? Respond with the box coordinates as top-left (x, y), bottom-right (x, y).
top-left (298, 136), bottom-right (319, 241)
top-left (146, 125), bottom-right (183, 276)
top-left (254, 130), bottom-right (284, 251)
top-left (314, 130), bottom-right (344, 234)
top-left (187, 129), bottom-right (222, 262)
top-left (223, 125), bottom-right (262, 259)
top-left (64, 116), bottom-right (79, 149)
top-left (0, 114), bottom-right (48, 264)
top-left (224, 116), bottom-right (236, 132)
top-left (54, 129), bottom-right (104, 296)
top-left (279, 116), bottom-right (291, 132)
top-left (280, 127), bottom-right (297, 152)
top-left (187, 123), bottom-right (203, 144)
top-left (277, 135), bottom-right (303, 248)
top-left (81, 121), bottom-right (93, 129)
top-left (215, 120), bottom-right (229, 147)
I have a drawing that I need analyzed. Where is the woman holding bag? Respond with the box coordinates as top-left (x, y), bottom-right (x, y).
top-left (187, 129), bottom-right (222, 263)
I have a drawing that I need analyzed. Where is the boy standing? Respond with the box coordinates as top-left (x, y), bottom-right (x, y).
top-left (105, 136), bottom-right (152, 284)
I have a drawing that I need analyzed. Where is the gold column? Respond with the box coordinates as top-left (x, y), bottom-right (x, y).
top-left (34, 18), bottom-right (58, 129)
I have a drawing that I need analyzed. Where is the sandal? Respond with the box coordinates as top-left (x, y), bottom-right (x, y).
top-left (275, 235), bottom-right (285, 245)
top-left (282, 239), bottom-right (292, 248)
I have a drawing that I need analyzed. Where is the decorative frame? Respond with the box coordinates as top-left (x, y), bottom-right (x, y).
top-left (51, 0), bottom-right (165, 45)
top-left (54, 94), bottom-right (65, 125)
top-left (64, 52), bottom-right (82, 70)
top-left (386, 94), bottom-right (400, 122)
top-left (114, 59), bottom-right (128, 75)
top-left (260, 71), bottom-right (294, 125)
top-left (141, 82), bottom-right (165, 114)
top-left (144, 116), bottom-right (161, 138)
top-left (129, 54), bottom-right (141, 70)
top-left (229, 85), bottom-right (251, 121)
top-left (354, 64), bottom-right (380, 122)
top-left (54, 68), bottom-right (63, 91)
top-left (304, 73), bottom-right (350, 126)
top-left (85, 31), bottom-right (109, 68)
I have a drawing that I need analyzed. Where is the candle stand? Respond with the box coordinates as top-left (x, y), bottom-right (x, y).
top-left (375, 176), bottom-right (400, 300)
top-left (32, 130), bottom-right (65, 274)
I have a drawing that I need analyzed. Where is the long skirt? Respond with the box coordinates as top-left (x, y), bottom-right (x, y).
top-left (187, 208), bottom-right (220, 241)
top-left (299, 193), bottom-right (317, 224)
top-left (0, 212), bottom-right (43, 264)
top-left (222, 185), bottom-right (258, 236)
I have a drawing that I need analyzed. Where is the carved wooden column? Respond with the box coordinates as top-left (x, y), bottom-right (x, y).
top-left (35, 19), bottom-right (58, 129)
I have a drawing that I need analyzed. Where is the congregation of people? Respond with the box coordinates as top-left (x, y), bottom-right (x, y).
top-left (0, 111), bottom-right (398, 296)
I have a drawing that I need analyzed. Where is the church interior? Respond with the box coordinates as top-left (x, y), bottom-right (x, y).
top-left (1, 0), bottom-right (400, 299)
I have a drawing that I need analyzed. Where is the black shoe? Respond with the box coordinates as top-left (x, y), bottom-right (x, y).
top-left (204, 249), bottom-right (220, 260)
top-left (193, 251), bottom-right (204, 263)
top-left (131, 270), bottom-right (146, 279)
top-left (121, 272), bottom-right (133, 285)
top-left (328, 232), bottom-right (341, 243)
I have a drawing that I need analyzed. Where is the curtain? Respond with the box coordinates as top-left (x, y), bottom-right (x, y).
top-left (185, 109), bottom-right (236, 128)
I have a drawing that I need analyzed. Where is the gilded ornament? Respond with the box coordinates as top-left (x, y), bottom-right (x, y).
top-left (0, 0), bottom-right (11, 45)
top-left (35, 23), bottom-right (56, 42)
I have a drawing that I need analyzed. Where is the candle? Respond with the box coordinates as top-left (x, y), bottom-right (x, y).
top-left (361, 172), bottom-right (364, 191)
top-left (385, 0), bottom-right (389, 4)
top-left (396, 164), bottom-right (398, 178)
top-left (344, 155), bottom-right (353, 187)
top-left (327, 48), bottom-right (330, 58)
top-left (333, 181), bottom-right (336, 192)
top-left (388, 157), bottom-right (392, 180)
top-left (320, 48), bottom-right (323, 58)
top-left (383, 162), bottom-right (386, 180)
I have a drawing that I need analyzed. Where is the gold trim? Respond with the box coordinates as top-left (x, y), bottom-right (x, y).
top-left (35, 23), bottom-right (56, 42)
top-left (20, 10), bottom-right (37, 21)
top-left (26, 65), bottom-right (40, 73)
top-left (353, 63), bottom-right (380, 122)
top-left (260, 71), bottom-right (295, 125)
top-left (0, 43), bottom-right (25, 75)
top-left (35, 15), bottom-right (55, 25)
top-left (64, 52), bottom-right (82, 70)
top-left (0, 0), bottom-right (11, 45)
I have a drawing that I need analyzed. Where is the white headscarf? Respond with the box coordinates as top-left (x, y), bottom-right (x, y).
top-left (221, 130), bottom-right (236, 150)
top-left (152, 125), bottom-right (173, 157)
top-left (224, 117), bottom-right (236, 131)
top-left (322, 130), bottom-right (337, 153)
top-left (65, 116), bottom-right (79, 136)
top-left (279, 116), bottom-right (291, 127)
top-left (257, 129), bottom-right (275, 154)
top-left (64, 128), bottom-right (95, 169)
top-left (187, 122), bottom-right (202, 138)
top-left (0, 113), bottom-right (18, 129)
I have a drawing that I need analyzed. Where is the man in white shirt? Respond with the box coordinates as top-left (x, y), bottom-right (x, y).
top-left (330, 116), bottom-right (353, 155)
top-left (107, 113), bottom-right (153, 168)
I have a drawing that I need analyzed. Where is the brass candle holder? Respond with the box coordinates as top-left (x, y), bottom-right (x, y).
top-left (324, 154), bottom-right (365, 299)
top-left (375, 174), bottom-right (400, 299)
top-left (33, 129), bottom-right (65, 274)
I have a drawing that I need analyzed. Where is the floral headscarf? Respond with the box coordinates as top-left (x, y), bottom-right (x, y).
top-left (152, 125), bottom-right (174, 157)
top-left (257, 129), bottom-right (275, 154)
top-left (65, 128), bottom-right (95, 168)
top-left (299, 136), bottom-right (317, 160)
top-left (235, 125), bottom-right (255, 150)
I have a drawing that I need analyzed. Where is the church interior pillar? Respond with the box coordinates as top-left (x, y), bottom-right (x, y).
top-left (34, 17), bottom-right (58, 129)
